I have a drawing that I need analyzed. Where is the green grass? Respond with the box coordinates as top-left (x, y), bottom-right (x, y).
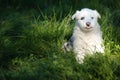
top-left (0, 3), bottom-right (120, 80)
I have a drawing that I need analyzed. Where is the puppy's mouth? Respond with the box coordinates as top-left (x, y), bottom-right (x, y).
top-left (85, 26), bottom-right (93, 29)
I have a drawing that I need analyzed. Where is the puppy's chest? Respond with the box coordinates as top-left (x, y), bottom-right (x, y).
top-left (82, 35), bottom-right (101, 46)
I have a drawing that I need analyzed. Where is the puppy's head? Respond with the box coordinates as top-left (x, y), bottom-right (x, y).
top-left (72, 8), bottom-right (101, 32)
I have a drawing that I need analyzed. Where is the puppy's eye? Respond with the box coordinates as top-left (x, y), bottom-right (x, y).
top-left (91, 17), bottom-right (94, 19)
top-left (81, 17), bottom-right (85, 20)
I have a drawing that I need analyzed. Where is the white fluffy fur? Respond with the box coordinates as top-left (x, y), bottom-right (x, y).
top-left (63, 8), bottom-right (104, 63)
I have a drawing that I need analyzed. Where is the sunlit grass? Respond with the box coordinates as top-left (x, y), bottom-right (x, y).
top-left (0, 8), bottom-right (120, 80)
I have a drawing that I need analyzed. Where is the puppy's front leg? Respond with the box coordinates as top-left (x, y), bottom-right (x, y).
top-left (75, 52), bottom-right (86, 63)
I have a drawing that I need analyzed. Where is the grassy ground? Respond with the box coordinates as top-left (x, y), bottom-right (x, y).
top-left (0, 1), bottom-right (120, 80)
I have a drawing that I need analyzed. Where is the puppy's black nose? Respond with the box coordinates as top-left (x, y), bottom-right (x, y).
top-left (86, 22), bottom-right (91, 26)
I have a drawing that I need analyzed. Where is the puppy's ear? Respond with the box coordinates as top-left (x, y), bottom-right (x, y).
top-left (72, 10), bottom-right (80, 20)
top-left (94, 10), bottom-right (101, 19)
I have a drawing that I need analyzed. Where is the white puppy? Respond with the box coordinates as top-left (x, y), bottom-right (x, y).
top-left (63, 8), bottom-right (104, 63)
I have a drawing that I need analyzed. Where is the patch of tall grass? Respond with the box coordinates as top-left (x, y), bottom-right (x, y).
top-left (0, 5), bottom-right (120, 80)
